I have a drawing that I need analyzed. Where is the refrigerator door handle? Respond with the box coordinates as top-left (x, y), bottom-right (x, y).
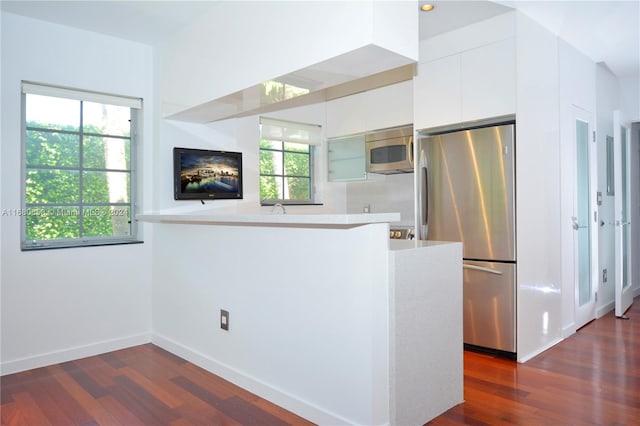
top-left (422, 166), bottom-right (428, 227)
top-left (463, 263), bottom-right (504, 275)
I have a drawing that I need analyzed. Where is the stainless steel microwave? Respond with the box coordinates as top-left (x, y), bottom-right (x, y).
top-left (365, 125), bottom-right (414, 174)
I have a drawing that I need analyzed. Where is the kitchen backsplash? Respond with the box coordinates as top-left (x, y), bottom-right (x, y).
top-left (346, 172), bottom-right (415, 226)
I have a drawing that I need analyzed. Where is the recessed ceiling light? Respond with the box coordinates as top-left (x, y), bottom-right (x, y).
top-left (421, 4), bottom-right (435, 12)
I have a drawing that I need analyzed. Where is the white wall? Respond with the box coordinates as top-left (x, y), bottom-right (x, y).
top-left (151, 223), bottom-right (391, 425)
top-left (346, 173), bottom-right (415, 226)
top-left (557, 40), bottom-right (597, 334)
top-left (152, 102), bottom-right (346, 215)
top-left (620, 76), bottom-right (640, 300)
top-left (515, 13), bottom-right (563, 361)
top-left (595, 71), bottom-right (640, 311)
top-left (0, 4), bottom-right (4, 370)
top-left (619, 76), bottom-right (640, 122)
top-left (0, 12), bottom-right (154, 374)
top-left (150, 45), bottom-right (369, 421)
top-left (596, 64), bottom-right (620, 315)
top-left (618, 59), bottom-right (640, 300)
top-left (515, 16), bottom-right (638, 359)
top-left (631, 121), bottom-right (640, 298)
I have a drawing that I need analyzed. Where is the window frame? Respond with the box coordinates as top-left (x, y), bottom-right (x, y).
top-left (20, 82), bottom-right (143, 250)
top-left (259, 140), bottom-right (314, 205)
top-left (259, 117), bottom-right (321, 206)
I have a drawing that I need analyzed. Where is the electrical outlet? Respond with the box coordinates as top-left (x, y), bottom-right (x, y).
top-left (363, 204), bottom-right (370, 213)
top-left (603, 269), bottom-right (608, 283)
top-left (220, 309), bottom-right (229, 331)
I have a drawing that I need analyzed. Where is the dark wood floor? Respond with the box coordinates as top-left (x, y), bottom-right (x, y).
top-left (1, 299), bottom-right (638, 426)
top-left (429, 299), bottom-right (640, 425)
top-left (0, 344), bottom-right (314, 426)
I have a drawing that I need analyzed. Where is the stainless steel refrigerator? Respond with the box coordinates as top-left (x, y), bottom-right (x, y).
top-left (415, 118), bottom-right (516, 357)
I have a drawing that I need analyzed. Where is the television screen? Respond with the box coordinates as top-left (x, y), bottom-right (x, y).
top-left (173, 147), bottom-right (243, 200)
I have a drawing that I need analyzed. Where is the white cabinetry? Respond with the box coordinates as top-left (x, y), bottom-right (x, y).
top-left (326, 81), bottom-right (413, 181)
top-left (414, 38), bottom-right (516, 130)
top-left (461, 38), bottom-right (516, 121)
top-left (413, 55), bottom-right (461, 129)
top-left (326, 80), bottom-right (413, 137)
top-left (326, 94), bottom-right (368, 137)
top-left (366, 80), bottom-right (413, 131)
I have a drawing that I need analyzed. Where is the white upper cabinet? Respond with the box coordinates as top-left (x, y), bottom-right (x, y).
top-left (413, 55), bottom-right (462, 130)
top-left (461, 38), bottom-right (516, 122)
top-left (366, 80), bottom-right (413, 130)
top-left (326, 80), bottom-right (413, 138)
top-left (413, 10), bottom-right (517, 131)
top-left (414, 38), bottom-right (516, 130)
top-left (326, 93), bottom-right (368, 138)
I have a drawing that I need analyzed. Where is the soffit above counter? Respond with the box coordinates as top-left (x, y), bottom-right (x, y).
top-left (165, 45), bottom-right (416, 124)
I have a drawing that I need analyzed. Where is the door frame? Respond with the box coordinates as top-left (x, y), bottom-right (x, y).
top-left (613, 110), bottom-right (633, 318)
top-left (572, 107), bottom-right (599, 329)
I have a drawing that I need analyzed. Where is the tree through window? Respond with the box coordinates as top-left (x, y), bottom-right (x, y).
top-left (259, 117), bottom-right (320, 204)
top-left (21, 82), bottom-right (142, 250)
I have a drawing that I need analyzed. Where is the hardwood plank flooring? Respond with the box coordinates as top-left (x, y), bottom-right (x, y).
top-left (2, 300), bottom-right (638, 426)
top-left (428, 299), bottom-right (640, 426)
top-left (1, 344), bottom-right (314, 426)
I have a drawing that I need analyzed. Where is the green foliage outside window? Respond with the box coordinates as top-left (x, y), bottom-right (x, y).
top-left (25, 121), bottom-right (131, 242)
top-left (259, 139), bottom-right (311, 202)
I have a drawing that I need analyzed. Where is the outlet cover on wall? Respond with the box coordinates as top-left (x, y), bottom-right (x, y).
top-left (220, 309), bottom-right (229, 331)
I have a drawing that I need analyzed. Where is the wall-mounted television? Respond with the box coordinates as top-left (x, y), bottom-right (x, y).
top-left (173, 147), bottom-right (243, 200)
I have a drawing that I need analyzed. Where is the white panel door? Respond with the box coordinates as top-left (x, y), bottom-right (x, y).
top-left (613, 110), bottom-right (633, 318)
top-left (573, 108), bottom-right (598, 329)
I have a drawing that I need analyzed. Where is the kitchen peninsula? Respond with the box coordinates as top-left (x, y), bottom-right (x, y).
top-left (138, 210), bottom-right (462, 425)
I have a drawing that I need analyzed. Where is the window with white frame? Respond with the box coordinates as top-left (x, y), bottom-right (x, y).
top-left (259, 117), bottom-right (321, 204)
top-left (21, 82), bottom-right (142, 250)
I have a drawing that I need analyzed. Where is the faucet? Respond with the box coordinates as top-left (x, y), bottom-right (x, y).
top-left (271, 203), bottom-right (286, 215)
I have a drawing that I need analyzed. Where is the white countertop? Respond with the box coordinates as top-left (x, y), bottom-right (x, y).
top-left (136, 211), bottom-right (401, 228)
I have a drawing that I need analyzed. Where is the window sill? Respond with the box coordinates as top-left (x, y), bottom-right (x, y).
top-left (21, 239), bottom-right (144, 251)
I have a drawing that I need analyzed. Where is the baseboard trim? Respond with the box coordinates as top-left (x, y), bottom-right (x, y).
top-left (561, 323), bottom-right (576, 339)
top-left (151, 333), bottom-right (353, 426)
top-left (596, 301), bottom-right (615, 318)
top-left (0, 333), bottom-right (151, 376)
top-left (517, 337), bottom-right (564, 363)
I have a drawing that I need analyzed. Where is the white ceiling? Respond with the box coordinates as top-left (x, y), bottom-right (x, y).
top-left (419, 0), bottom-right (513, 39)
top-left (0, 1), bottom-right (221, 46)
top-left (497, 0), bottom-right (639, 79)
top-left (2, 0), bottom-right (638, 79)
